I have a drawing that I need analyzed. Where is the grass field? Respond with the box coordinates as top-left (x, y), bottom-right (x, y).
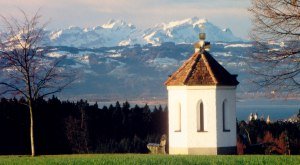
top-left (0, 154), bottom-right (299, 165)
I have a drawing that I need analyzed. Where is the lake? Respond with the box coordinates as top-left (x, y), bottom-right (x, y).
top-left (237, 99), bottom-right (299, 121)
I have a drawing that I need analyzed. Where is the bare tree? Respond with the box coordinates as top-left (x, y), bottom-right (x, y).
top-left (0, 10), bottom-right (75, 156)
top-left (249, 0), bottom-right (300, 95)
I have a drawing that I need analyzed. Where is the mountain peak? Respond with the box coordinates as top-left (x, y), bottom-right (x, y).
top-left (162, 17), bottom-right (207, 30)
top-left (102, 19), bottom-right (118, 28)
top-left (190, 16), bottom-right (207, 23)
top-left (222, 28), bottom-right (232, 33)
top-left (102, 19), bottom-right (135, 29)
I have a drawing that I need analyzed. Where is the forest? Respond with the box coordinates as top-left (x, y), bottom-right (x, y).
top-left (0, 96), bottom-right (167, 155)
top-left (0, 96), bottom-right (299, 155)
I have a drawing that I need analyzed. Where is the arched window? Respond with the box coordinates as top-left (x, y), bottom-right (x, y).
top-left (223, 100), bottom-right (230, 132)
top-left (175, 102), bottom-right (181, 132)
top-left (197, 101), bottom-right (205, 132)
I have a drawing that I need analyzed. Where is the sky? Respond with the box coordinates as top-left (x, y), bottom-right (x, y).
top-left (0, 0), bottom-right (251, 39)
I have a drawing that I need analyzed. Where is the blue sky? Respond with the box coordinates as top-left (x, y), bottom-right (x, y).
top-left (1, 0), bottom-right (251, 39)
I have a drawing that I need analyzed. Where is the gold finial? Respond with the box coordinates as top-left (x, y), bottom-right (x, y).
top-left (199, 33), bottom-right (206, 41)
top-left (199, 24), bottom-right (206, 40)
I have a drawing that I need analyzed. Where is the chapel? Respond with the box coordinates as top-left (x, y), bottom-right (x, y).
top-left (165, 31), bottom-right (239, 155)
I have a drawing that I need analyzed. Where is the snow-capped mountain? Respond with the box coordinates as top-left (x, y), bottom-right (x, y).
top-left (143, 17), bottom-right (240, 45)
top-left (47, 17), bottom-right (241, 48)
top-left (49, 19), bottom-right (142, 48)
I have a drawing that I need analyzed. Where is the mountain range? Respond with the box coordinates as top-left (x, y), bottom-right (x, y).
top-left (47, 42), bottom-right (254, 101)
top-left (47, 17), bottom-right (241, 48)
top-left (1, 17), bottom-right (257, 101)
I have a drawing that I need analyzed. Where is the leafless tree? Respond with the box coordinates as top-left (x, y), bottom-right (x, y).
top-left (249, 0), bottom-right (300, 95)
top-left (0, 10), bottom-right (75, 156)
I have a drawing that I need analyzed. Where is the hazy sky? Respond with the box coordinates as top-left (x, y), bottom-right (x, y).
top-left (0, 0), bottom-right (251, 39)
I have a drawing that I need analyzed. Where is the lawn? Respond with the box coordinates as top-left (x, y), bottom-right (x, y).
top-left (0, 154), bottom-right (299, 165)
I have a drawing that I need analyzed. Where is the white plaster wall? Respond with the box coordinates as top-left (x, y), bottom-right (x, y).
top-left (168, 86), bottom-right (237, 151)
top-left (215, 88), bottom-right (237, 147)
top-left (168, 88), bottom-right (188, 149)
top-left (186, 87), bottom-right (217, 148)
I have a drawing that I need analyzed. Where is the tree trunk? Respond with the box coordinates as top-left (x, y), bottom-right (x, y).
top-left (29, 100), bottom-right (35, 156)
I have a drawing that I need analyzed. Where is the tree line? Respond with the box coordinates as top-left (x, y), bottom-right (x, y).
top-left (0, 96), bottom-right (299, 155)
top-left (0, 96), bottom-right (168, 155)
top-left (237, 116), bottom-right (300, 155)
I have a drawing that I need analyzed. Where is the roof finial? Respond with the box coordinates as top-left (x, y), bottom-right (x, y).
top-left (194, 23), bottom-right (210, 53)
top-left (199, 24), bottom-right (206, 41)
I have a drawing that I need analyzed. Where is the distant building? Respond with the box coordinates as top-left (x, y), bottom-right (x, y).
top-left (249, 113), bottom-right (253, 121)
top-left (266, 115), bottom-right (271, 124)
top-left (165, 30), bottom-right (239, 155)
top-left (253, 113), bottom-right (258, 120)
top-left (248, 112), bottom-right (263, 122)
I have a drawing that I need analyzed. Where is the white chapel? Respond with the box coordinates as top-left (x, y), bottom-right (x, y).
top-left (165, 32), bottom-right (239, 155)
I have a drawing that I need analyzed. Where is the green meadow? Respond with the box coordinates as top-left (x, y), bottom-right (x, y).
top-left (0, 154), bottom-right (299, 165)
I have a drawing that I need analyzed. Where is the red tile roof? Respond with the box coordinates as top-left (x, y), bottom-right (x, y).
top-left (164, 50), bottom-right (239, 86)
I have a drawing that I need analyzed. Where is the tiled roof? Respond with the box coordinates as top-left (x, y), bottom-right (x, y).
top-left (164, 50), bottom-right (239, 86)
